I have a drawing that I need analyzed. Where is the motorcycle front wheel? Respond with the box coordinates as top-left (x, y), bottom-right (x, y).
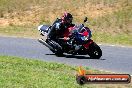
top-left (88, 42), bottom-right (102, 59)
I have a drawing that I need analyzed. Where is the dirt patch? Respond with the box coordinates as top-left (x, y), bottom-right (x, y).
top-left (76, 3), bottom-right (120, 18)
top-left (0, 2), bottom-right (121, 27)
top-left (0, 18), bottom-right (9, 27)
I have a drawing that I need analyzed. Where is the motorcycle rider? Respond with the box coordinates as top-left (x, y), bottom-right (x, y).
top-left (46, 12), bottom-right (75, 50)
top-left (47, 12), bottom-right (74, 40)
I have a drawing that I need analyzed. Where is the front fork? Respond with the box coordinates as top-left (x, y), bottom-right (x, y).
top-left (83, 39), bottom-right (93, 49)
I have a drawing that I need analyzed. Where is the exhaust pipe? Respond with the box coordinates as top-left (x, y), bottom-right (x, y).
top-left (38, 38), bottom-right (55, 52)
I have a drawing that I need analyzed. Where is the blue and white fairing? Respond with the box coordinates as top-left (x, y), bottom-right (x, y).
top-left (38, 25), bottom-right (50, 36)
top-left (72, 25), bottom-right (92, 43)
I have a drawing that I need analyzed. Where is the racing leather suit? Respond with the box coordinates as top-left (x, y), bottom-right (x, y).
top-left (47, 18), bottom-right (74, 51)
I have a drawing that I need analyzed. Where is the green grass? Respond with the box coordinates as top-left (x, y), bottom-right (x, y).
top-left (0, 25), bottom-right (40, 38)
top-left (92, 32), bottom-right (132, 45)
top-left (0, 55), bottom-right (131, 88)
top-left (0, 55), bottom-right (78, 88)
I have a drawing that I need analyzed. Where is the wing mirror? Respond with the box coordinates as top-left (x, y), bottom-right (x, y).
top-left (84, 17), bottom-right (88, 23)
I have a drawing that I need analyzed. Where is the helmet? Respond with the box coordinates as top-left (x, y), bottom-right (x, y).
top-left (62, 12), bottom-right (73, 24)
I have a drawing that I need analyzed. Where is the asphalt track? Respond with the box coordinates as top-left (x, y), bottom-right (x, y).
top-left (0, 36), bottom-right (132, 74)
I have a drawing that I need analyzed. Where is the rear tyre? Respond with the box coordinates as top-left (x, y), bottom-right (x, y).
top-left (88, 42), bottom-right (102, 59)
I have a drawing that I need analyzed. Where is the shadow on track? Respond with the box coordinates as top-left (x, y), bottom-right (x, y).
top-left (45, 53), bottom-right (105, 60)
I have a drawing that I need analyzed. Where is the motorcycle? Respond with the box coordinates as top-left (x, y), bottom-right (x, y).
top-left (37, 17), bottom-right (102, 59)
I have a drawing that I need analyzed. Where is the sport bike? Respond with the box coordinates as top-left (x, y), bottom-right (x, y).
top-left (37, 17), bottom-right (102, 59)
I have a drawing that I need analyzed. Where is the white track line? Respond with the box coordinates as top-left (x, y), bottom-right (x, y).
top-left (98, 43), bottom-right (132, 48)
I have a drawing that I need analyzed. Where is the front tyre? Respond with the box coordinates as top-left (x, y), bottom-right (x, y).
top-left (88, 42), bottom-right (102, 59)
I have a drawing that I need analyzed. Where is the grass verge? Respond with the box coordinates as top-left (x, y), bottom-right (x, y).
top-left (0, 55), bottom-right (131, 88)
top-left (0, 24), bottom-right (132, 46)
top-left (92, 32), bottom-right (132, 45)
top-left (0, 25), bottom-right (40, 38)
